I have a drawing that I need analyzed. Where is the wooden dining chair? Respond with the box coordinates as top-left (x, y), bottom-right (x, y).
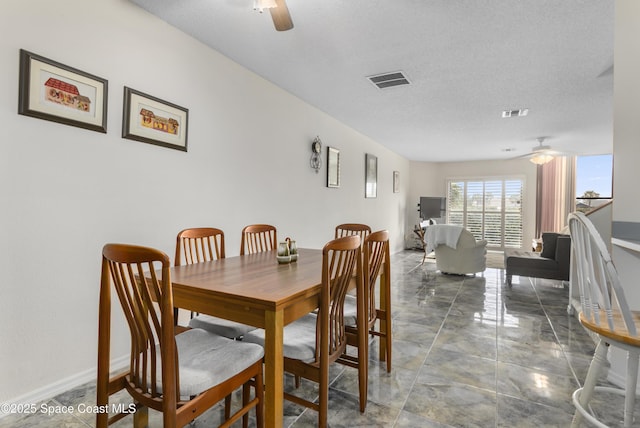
top-left (335, 223), bottom-right (371, 244)
top-left (175, 228), bottom-right (256, 340)
top-left (240, 224), bottom-right (277, 255)
top-left (568, 212), bottom-right (640, 428)
top-left (338, 230), bottom-right (392, 412)
top-left (243, 235), bottom-right (363, 427)
top-left (97, 243), bottom-right (264, 428)
top-left (175, 227), bottom-right (226, 265)
top-left (173, 227), bottom-right (225, 321)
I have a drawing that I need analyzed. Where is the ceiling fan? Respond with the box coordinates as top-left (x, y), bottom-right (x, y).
top-left (513, 137), bottom-right (566, 165)
top-left (254, 0), bottom-right (294, 31)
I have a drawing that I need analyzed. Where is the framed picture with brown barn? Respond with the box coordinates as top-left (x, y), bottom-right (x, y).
top-left (122, 87), bottom-right (189, 152)
top-left (18, 49), bottom-right (108, 133)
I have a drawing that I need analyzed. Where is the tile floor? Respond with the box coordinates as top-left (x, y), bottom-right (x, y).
top-left (1, 250), bottom-right (636, 427)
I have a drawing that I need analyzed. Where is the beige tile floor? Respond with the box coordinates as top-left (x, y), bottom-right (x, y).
top-left (1, 250), bottom-right (636, 427)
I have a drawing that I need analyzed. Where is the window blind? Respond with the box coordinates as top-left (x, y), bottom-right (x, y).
top-left (446, 178), bottom-right (523, 250)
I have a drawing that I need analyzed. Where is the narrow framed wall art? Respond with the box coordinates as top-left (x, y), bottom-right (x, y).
top-left (365, 153), bottom-right (377, 198)
top-left (327, 147), bottom-right (340, 188)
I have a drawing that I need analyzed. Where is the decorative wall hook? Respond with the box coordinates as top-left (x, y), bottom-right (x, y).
top-left (310, 136), bottom-right (322, 173)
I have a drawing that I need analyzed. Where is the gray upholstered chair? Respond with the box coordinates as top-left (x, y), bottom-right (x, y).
top-left (243, 235), bottom-right (362, 427)
top-left (339, 230), bottom-right (391, 412)
top-left (97, 243), bottom-right (264, 428)
top-left (176, 227), bottom-right (256, 339)
top-left (240, 224), bottom-right (277, 255)
top-left (425, 225), bottom-right (487, 275)
top-left (335, 223), bottom-right (371, 243)
top-left (504, 232), bottom-right (571, 287)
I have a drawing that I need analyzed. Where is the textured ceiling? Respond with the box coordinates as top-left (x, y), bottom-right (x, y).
top-left (129, 0), bottom-right (614, 162)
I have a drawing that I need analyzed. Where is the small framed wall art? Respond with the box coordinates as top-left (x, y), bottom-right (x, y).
top-left (365, 153), bottom-right (377, 198)
top-left (18, 49), bottom-right (108, 133)
top-left (393, 171), bottom-right (400, 193)
top-left (327, 147), bottom-right (340, 188)
top-left (122, 86), bottom-right (189, 152)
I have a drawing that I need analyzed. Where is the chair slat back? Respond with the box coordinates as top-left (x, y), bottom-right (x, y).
top-left (175, 227), bottom-right (225, 265)
top-left (101, 244), bottom-right (178, 401)
top-left (364, 230), bottom-right (390, 327)
top-left (335, 223), bottom-right (371, 244)
top-left (240, 224), bottom-right (277, 255)
top-left (316, 235), bottom-right (362, 363)
top-left (568, 212), bottom-right (637, 336)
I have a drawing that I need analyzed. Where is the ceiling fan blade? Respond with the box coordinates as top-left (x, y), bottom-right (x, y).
top-left (510, 152), bottom-right (534, 160)
top-left (270, 0), bottom-right (293, 31)
top-left (510, 149), bottom-right (567, 161)
top-left (509, 138), bottom-right (571, 161)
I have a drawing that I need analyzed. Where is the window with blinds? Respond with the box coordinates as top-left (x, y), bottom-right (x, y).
top-left (446, 178), bottom-right (523, 250)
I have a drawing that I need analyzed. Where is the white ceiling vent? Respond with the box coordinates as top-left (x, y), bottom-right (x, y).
top-left (502, 108), bottom-right (529, 118)
top-left (368, 71), bottom-right (410, 89)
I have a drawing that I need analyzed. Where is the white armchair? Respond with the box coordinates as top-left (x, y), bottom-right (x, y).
top-left (425, 225), bottom-right (487, 275)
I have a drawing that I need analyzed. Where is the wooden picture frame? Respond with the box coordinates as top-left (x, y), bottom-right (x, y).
top-left (393, 171), bottom-right (400, 193)
top-left (365, 153), bottom-right (377, 198)
top-left (18, 49), bottom-right (108, 133)
top-left (122, 87), bottom-right (188, 152)
top-left (327, 147), bottom-right (340, 188)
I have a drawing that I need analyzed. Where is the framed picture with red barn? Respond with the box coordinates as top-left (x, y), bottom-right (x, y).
top-left (18, 49), bottom-right (108, 133)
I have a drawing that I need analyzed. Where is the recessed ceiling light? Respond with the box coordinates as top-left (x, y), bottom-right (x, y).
top-left (502, 108), bottom-right (529, 118)
top-left (502, 148), bottom-right (516, 152)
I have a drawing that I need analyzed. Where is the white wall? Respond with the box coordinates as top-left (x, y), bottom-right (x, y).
top-left (586, 202), bottom-right (613, 252)
top-left (404, 161), bottom-right (440, 246)
top-left (0, 0), bottom-right (410, 402)
top-left (608, 0), bottom-right (640, 387)
top-left (408, 159), bottom-right (537, 249)
top-left (613, 1), bottom-right (640, 224)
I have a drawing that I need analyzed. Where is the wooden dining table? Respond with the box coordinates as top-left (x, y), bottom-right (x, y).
top-left (97, 246), bottom-right (390, 427)
top-left (169, 248), bottom-right (325, 427)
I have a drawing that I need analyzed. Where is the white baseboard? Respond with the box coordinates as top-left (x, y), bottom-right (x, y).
top-left (0, 355), bottom-right (128, 420)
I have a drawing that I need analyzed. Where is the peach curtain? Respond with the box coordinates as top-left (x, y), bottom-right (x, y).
top-left (536, 156), bottom-right (576, 237)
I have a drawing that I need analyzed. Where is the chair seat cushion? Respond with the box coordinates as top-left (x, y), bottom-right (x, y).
top-left (343, 295), bottom-right (357, 327)
top-left (505, 250), bottom-right (558, 269)
top-left (154, 328), bottom-right (264, 397)
top-left (188, 314), bottom-right (256, 339)
top-left (243, 314), bottom-right (318, 363)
